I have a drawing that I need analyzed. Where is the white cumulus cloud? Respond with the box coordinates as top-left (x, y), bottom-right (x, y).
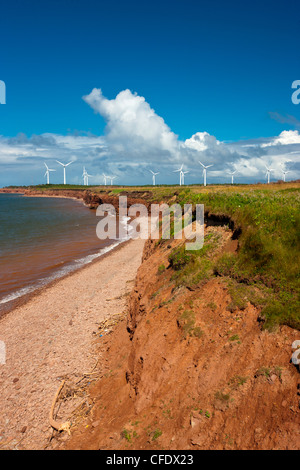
top-left (184, 132), bottom-right (221, 152)
top-left (83, 88), bottom-right (179, 158)
top-left (0, 88), bottom-right (299, 186)
top-left (262, 130), bottom-right (300, 147)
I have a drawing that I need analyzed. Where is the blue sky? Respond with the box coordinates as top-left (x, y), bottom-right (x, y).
top-left (0, 0), bottom-right (299, 186)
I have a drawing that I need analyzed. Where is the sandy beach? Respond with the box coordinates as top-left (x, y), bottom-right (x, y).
top-left (0, 237), bottom-right (145, 450)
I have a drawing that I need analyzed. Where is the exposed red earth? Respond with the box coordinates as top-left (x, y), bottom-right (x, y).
top-left (64, 226), bottom-right (300, 450)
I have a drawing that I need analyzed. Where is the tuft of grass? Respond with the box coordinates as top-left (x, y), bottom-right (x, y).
top-left (122, 429), bottom-right (132, 442)
top-left (255, 367), bottom-right (271, 378)
top-left (168, 245), bottom-right (190, 271)
top-left (151, 429), bottom-right (162, 441)
top-left (168, 236), bottom-right (218, 288)
top-left (214, 252), bottom-right (237, 277)
top-left (193, 326), bottom-right (204, 338)
top-left (150, 289), bottom-right (160, 299)
top-left (215, 391), bottom-right (231, 403)
top-left (255, 366), bottom-right (284, 380)
top-left (228, 334), bottom-right (240, 342)
top-left (229, 375), bottom-right (248, 388)
top-left (206, 301), bottom-right (218, 311)
top-left (177, 310), bottom-right (203, 339)
top-left (157, 264), bottom-right (166, 274)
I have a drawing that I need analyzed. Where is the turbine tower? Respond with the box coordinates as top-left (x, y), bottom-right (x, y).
top-left (44, 163), bottom-right (55, 185)
top-left (82, 167), bottom-right (87, 185)
top-left (83, 168), bottom-right (93, 186)
top-left (110, 176), bottom-right (117, 185)
top-left (174, 164), bottom-right (184, 186)
top-left (281, 169), bottom-right (289, 182)
top-left (228, 170), bottom-right (237, 185)
top-left (264, 165), bottom-right (273, 184)
top-left (149, 170), bottom-right (159, 186)
top-left (181, 170), bottom-right (189, 185)
top-left (56, 160), bottom-right (73, 185)
top-left (280, 162), bottom-right (290, 182)
top-left (199, 161), bottom-right (213, 186)
top-left (103, 174), bottom-right (109, 186)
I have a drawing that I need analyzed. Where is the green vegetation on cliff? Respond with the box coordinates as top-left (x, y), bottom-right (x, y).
top-left (170, 186), bottom-right (300, 330)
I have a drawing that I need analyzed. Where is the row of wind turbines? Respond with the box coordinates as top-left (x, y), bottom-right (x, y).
top-left (150, 163), bottom-right (219, 186)
top-left (44, 161), bottom-right (118, 186)
top-left (170, 161), bottom-right (291, 186)
top-left (44, 159), bottom-right (291, 187)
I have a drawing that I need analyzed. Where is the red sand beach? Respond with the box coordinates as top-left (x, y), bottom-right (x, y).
top-left (0, 237), bottom-right (145, 450)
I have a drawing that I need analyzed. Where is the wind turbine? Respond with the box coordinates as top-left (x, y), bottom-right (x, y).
top-left (281, 169), bottom-right (289, 182)
top-left (84, 168), bottom-right (93, 186)
top-left (199, 161), bottom-right (213, 186)
top-left (83, 167), bottom-right (92, 186)
top-left (181, 170), bottom-right (189, 185)
top-left (228, 170), bottom-right (237, 185)
top-left (110, 176), bottom-right (117, 185)
top-left (56, 160), bottom-right (73, 185)
top-left (103, 174), bottom-right (109, 186)
top-left (174, 164), bottom-right (184, 185)
top-left (44, 163), bottom-right (55, 185)
top-left (82, 167), bottom-right (87, 185)
top-left (264, 165), bottom-right (273, 184)
top-left (280, 162), bottom-right (290, 182)
top-left (149, 170), bottom-right (159, 186)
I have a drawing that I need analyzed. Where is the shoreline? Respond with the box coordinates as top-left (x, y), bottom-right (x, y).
top-left (0, 188), bottom-right (88, 204)
top-left (0, 191), bottom-right (129, 319)
top-left (0, 236), bottom-right (145, 450)
top-left (0, 236), bottom-right (133, 321)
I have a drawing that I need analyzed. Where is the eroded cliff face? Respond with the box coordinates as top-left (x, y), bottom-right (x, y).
top-left (66, 225), bottom-right (300, 451)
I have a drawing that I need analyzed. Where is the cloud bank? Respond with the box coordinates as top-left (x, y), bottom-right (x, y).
top-left (0, 88), bottom-right (300, 186)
